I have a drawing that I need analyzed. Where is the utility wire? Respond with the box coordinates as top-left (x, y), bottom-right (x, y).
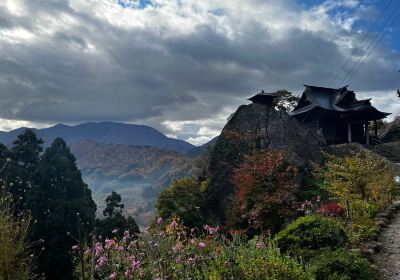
top-left (329, 0), bottom-right (394, 87)
top-left (345, 8), bottom-right (400, 85)
top-left (342, 3), bottom-right (400, 83)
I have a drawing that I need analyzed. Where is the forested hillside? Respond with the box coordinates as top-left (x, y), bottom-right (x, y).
top-left (70, 140), bottom-right (194, 228)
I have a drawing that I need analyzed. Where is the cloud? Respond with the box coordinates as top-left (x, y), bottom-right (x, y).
top-left (0, 0), bottom-right (399, 144)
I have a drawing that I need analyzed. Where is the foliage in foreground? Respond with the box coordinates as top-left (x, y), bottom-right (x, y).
top-left (309, 249), bottom-right (376, 280)
top-left (73, 218), bottom-right (312, 280)
top-left (319, 151), bottom-right (399, 243)
top-left (0, 189), bottom-right (36, 280)
top-left (273, 215), bottom-right (347, 259)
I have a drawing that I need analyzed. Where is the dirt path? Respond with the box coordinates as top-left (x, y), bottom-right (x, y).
top-left (374, 213), bottom-right (400, 279)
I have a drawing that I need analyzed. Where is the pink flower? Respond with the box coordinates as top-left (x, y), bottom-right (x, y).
top-left (129, 256), bottom-right (141, 270)
top-left (123, 230), bottom-right (130, 242)
top-left (190, 239), bottom-right (196, 244)
top-left (124, 270), bottom-right (132, 277)
top-left (204, 224), bottom-right (219, 235)
top-left (170, 220), bottom-right (178, 228)
top-left (256, 241), bottom-right (266, 249)
top-left (95, 242), bottom-right (103, 256)
top-left (109, 272), bottom-right (117, 280)
top-left (198, 242), bottom-right (206, 248)
top-left (71, 245), bottom-right (79, 251)
top-left (112, 228), bottom-right (119, 234)
top-left (117, 246), bottom-right (124, 252)
top-left (159, 230), bottom-right (165, 237)
top-left (96, 256), bottom-right (107, 270)
top-left (157, 217), bottom-right (163, 224)
top-left (105, 238), bottom-right (115, 249)
top-left (172, 241), bottom-right (184, 253)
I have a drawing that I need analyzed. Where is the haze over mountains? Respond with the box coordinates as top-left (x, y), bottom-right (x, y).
top-left (0, 122), bottom-right (216, 228)
top-left (0, 122), bottom-right (195, 154)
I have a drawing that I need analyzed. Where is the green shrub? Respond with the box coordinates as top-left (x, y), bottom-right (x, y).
top-left (206, 237), bottom-right (312, 280)
top-left (274, 215), bottom-right (347, 259)
top-left (345, 216), bottom-right (379, 244)
top-left (309, 249), bottom-right (376, 280)
top-left (319, 152), bottom-right (398, 220)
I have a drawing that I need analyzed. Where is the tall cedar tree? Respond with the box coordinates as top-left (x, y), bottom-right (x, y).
top-left (1, 129), bottom-right (43, 212)
top-left (227, 150), bottom-right (299, 235)
top-left (96, 191), bottom-right (139, 240)
top-left (26, 138), bottom-right (96, 280)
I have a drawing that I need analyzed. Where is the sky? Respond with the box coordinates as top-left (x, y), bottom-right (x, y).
top-left (0, 0), bottom-right (399, 145)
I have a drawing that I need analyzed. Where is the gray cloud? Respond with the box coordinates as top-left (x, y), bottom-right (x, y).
top-left (0, 0), bottom-right (399, 144)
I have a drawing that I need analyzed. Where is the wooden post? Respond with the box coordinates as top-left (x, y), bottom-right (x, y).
top-left (365, 123), bottom-right (369, 145)
top-left (347, 123), bottom-right (352, 143)
top-left (374, 120), bottom-right (378, 137)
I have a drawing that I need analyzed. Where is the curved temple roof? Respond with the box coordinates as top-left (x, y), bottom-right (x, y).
top-left (290, 85), bottom-right (390, 121)
top-left (248, 90), bottom-right (279, 105)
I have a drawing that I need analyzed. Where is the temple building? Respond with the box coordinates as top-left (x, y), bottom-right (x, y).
top-left (290, 85), bottom-right (390, 145)
top-left (247, 90), bottom-right (279, 105)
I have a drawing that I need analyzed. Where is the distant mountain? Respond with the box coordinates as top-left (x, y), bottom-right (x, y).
top-left (70, 140), bottom-right (195, 228)
top-left (0, 122), bottom-right (194, 153)
top-left (186, 136), bottom-right (219, 157)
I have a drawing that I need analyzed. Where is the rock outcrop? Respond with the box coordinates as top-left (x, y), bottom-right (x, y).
top-left (204, 102), bottom-right (326, 221)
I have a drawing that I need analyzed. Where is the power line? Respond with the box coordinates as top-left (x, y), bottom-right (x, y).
top-left (342, 2), bottom-right (400, 85)
top-left (329, 0), bottom-right (394, 87)
top-left (345, 9), bottom-right (400, 84)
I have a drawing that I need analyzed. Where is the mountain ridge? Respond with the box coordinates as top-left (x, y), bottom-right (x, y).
top-left (0, 122), bottom-right (194, 153)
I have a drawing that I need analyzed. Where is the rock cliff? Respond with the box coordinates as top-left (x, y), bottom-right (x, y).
top-left (204, 102), bottom-right (326, 221)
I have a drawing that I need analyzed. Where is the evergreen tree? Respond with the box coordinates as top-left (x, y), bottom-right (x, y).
top-left (103, 191), bottom-right (124, 217)
top-left (96, 191), bottom-right (139, 239)
top-left (2, 129), bottom-right (43, 212)
top-left (26, 138), bottom-right (96, 280)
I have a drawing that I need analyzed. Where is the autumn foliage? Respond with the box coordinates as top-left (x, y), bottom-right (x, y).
top-left (227, 150), bottom-right (299, 234)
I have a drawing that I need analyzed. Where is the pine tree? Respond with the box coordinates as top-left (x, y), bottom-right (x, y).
top-left (103, 191), bottom-right (124, 217)
top-left (96, 191), bottom-right (139, 239)
top-left (26, 138), bottom-right (96, 280)
top-left (2, 129), bottom-right (43, 212)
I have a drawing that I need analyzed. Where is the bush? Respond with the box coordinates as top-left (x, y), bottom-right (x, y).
top-left (318, 203), bottom-right (346, 218)
top-left (345, 216), bottom-right (379, 244)
top-left (309, 249), bottom-right (376, 280)
top-left (319, 152), bottom-right (398, 220)
top-left (273, 215), bottom-right (347, 259)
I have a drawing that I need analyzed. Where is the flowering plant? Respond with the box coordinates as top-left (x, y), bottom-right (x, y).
top-left (72, 217), bottom-right (311, 279)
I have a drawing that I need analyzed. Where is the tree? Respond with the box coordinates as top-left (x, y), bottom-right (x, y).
top-left (2, 129), bottom-right (43, 212)
top-left (96, 191), bottom-right (139, 240)
top-left (103, 191), bottom-right (124, 217)
top-left (273, 90), bottom-right (300, 112)
top-left (26, 138), bottom-right (96, 280)
top-left (156, 177), bottom-right (207, 228)
top-left (227, 150), bottom-right (299, 234)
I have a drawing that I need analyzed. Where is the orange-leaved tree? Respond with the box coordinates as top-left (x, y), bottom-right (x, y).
top-left (227, 150), bottom-right (299, 234)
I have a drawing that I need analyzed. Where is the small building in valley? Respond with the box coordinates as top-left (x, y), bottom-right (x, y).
top-left (290, 85), bottom-right (390, 145)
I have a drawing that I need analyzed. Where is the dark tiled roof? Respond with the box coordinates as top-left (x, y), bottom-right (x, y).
top-left (290, 85), bottom-right (390, 120)
top-left (248, 90), bottom-right (279, 103)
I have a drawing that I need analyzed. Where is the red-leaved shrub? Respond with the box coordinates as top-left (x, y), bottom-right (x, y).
top-left (318, 203), bottom-right (346, 218)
